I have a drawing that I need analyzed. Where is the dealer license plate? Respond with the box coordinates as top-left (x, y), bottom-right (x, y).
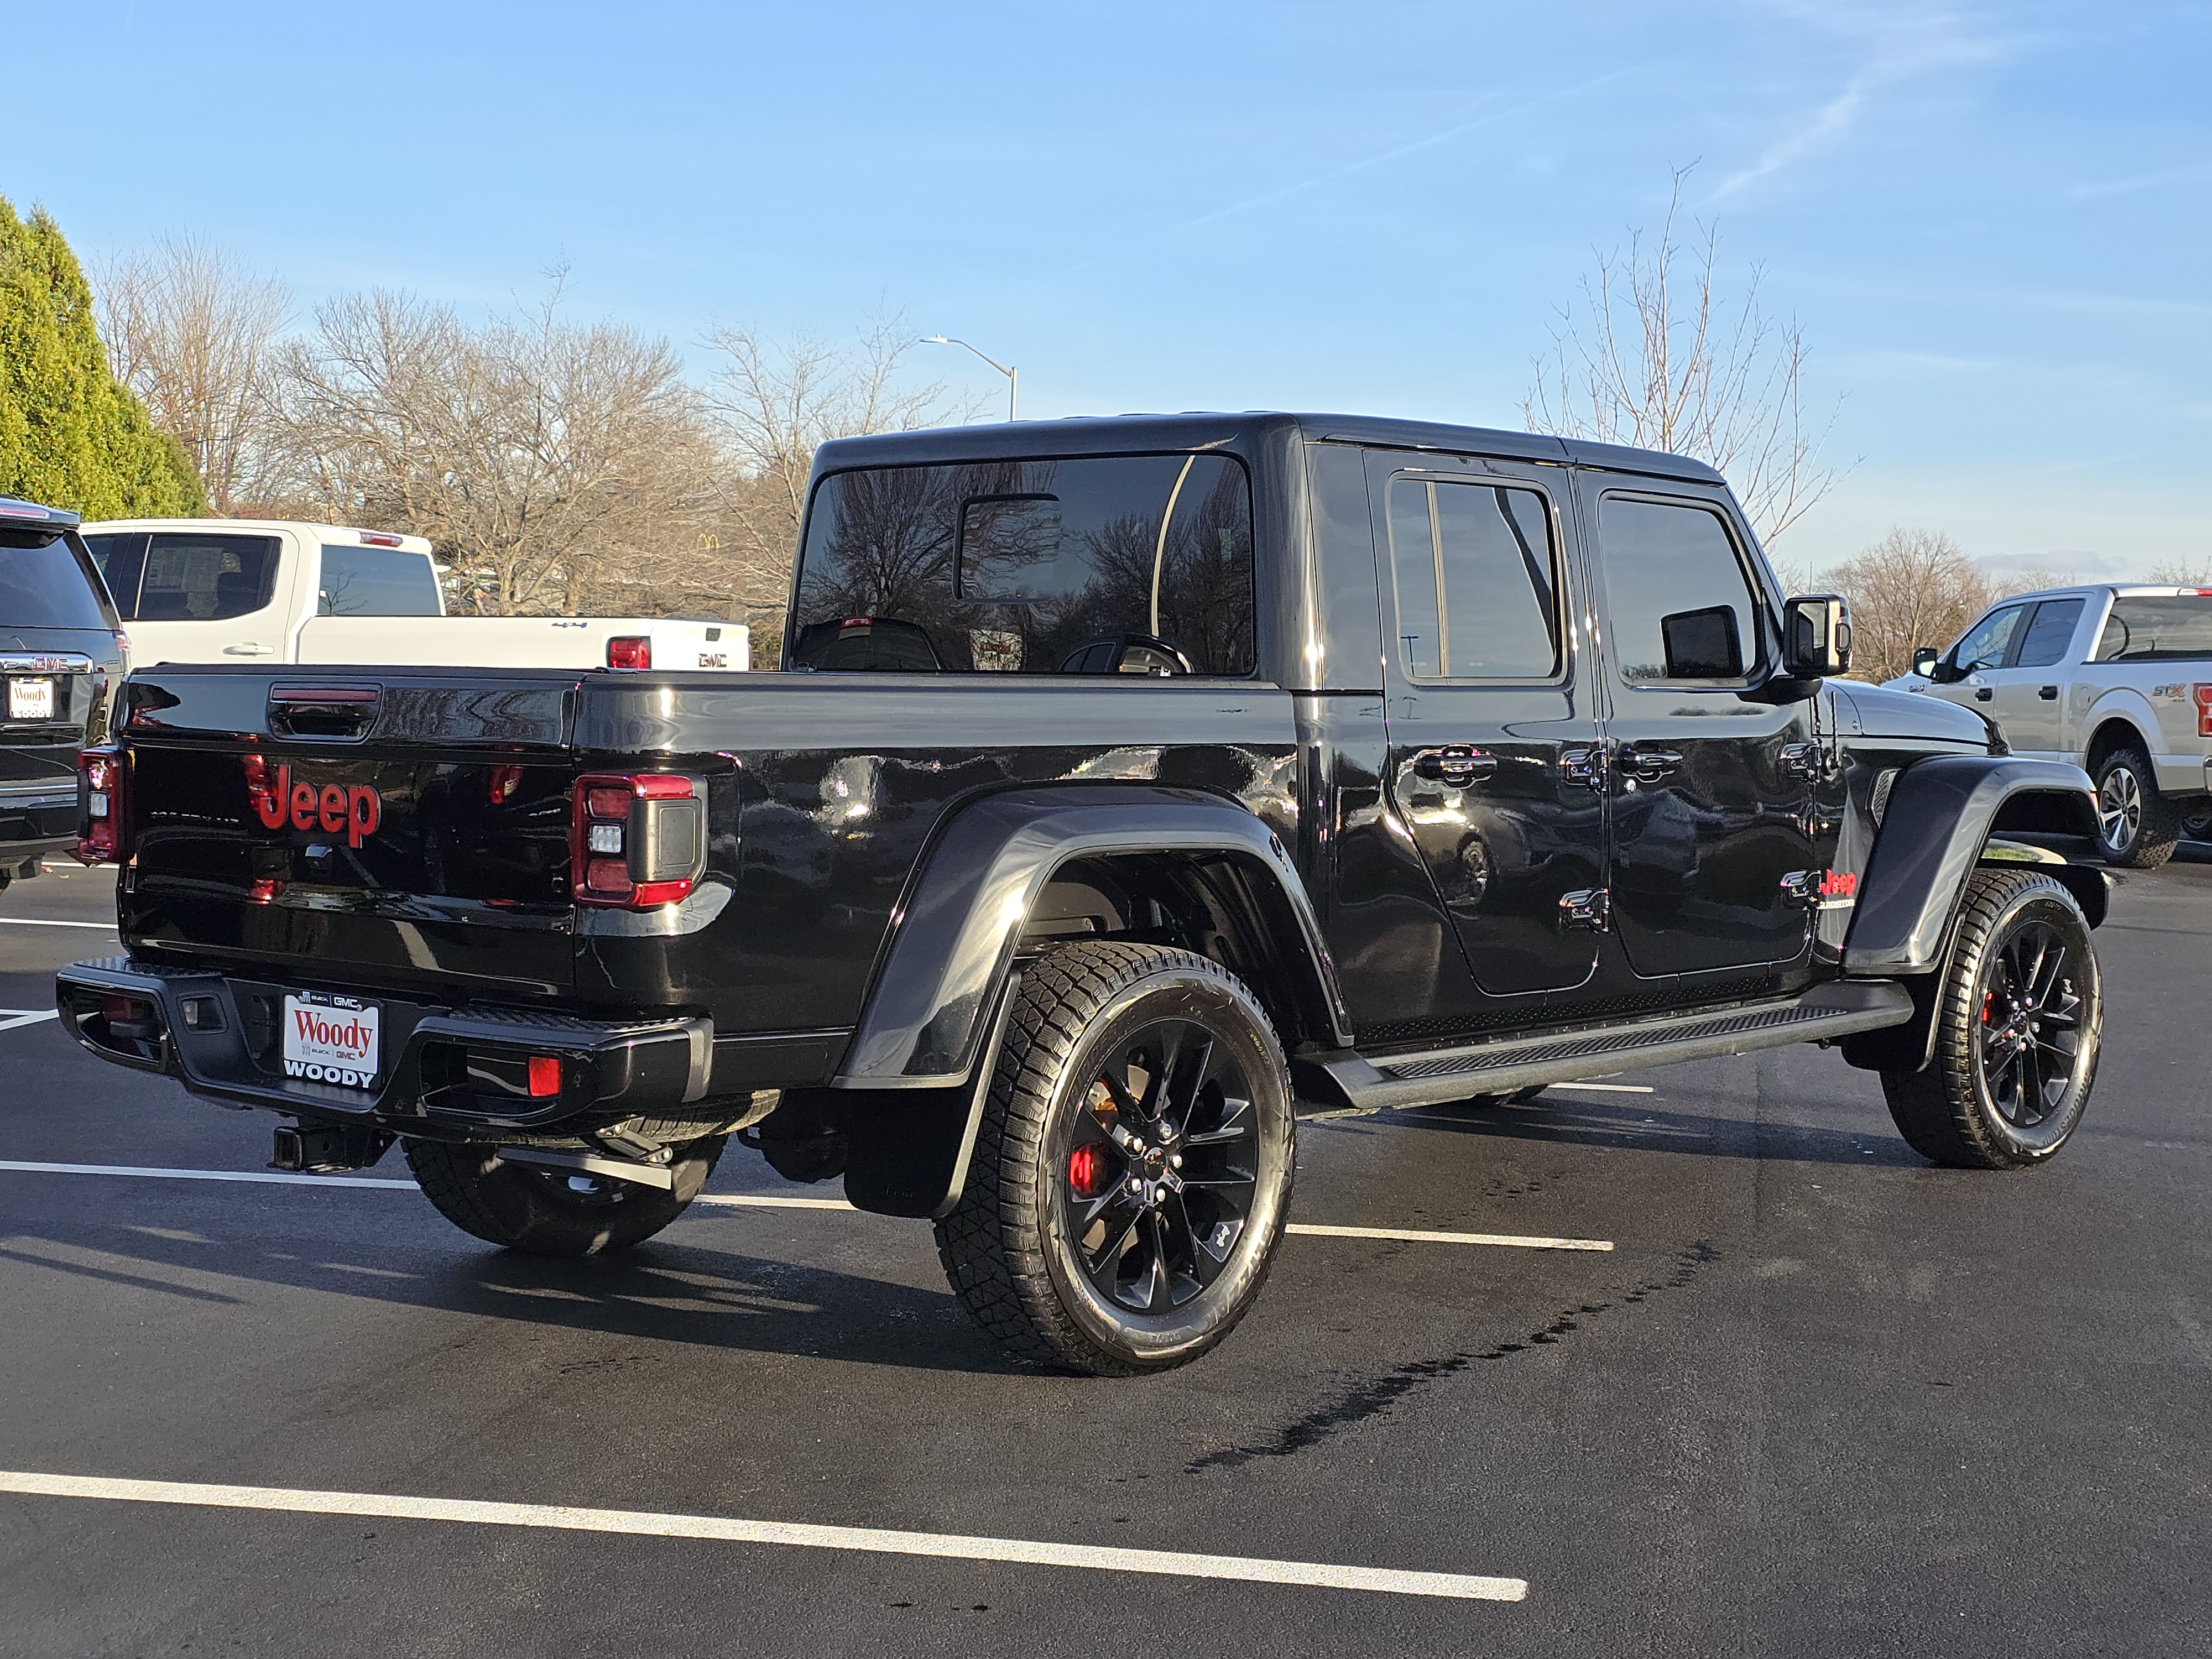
top-left (281, 992), bottom-right (381, 1089)
top-left (7, 677), bottom-right (54, 721)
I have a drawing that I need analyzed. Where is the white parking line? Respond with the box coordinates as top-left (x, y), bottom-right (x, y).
top-left (0, 1470), bottom-right (1526, 1600)
top-left (0, 1162), bottom-right (1615, 1251)
top-left (1545, 1083), bottom-right (1653, 1094)
top-left (0, 917), bottom-right (118, 930)
top-left (0, 1010), bottom-right (60, 1033)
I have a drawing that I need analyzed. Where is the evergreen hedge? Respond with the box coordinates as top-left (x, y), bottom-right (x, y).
top-left (0, 196), bottom-right (205, 518)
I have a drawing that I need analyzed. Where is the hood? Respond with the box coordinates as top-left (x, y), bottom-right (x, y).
top-left (1833, 681), bottom-right (1994, 747)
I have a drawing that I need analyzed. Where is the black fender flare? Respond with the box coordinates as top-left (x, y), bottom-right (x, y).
top-left (1842, 755), bottom-right (2103, 978)
top-left (835, 785), bottom-right (1350, 1090)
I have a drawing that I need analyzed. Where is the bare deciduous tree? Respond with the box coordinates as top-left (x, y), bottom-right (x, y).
top-left (1824, 527), bottom-right (1991, 682)
top-left (98, 234), bottom-right (290, 513)
top-left (704, 316), bottom-right (980, 640)
top-left (2147, 556), bottom-right (2212, 585)
top-left (276, 283), bottom-right (723, 614)
top-left (1526, 168), bottom-right (1841, 546)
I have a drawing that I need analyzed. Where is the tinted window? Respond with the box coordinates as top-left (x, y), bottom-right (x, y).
top-left (2094, 595), bottom-right (2212, 661)
top-left (137, 532), bottom-right (280, 621)
top-left (1598, 499), bottom-right (1763, 683)
top-left (1386, 478), bottom-right (1559, 679)
top-left (1953, 606), bottom-right (2025, 672)
top-left (794, 453), bottom-right (1254, 674)
top-left (318, 545), bottom-right (441, 616)
top-left (2014, 599), bottom-right (2084, 669)
top-left (81, 532), bottom-right (148, 619)
top-left (0, 530), bottom-right (112, 629)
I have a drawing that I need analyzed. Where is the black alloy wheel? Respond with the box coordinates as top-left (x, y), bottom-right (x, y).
top-left (935, 940), bottom-right (1295, 1375)
top-left (1881, 867), bottom-right (2101, 1168)
top-left (1060, 1016), bottom-right (1261, 1317)
top-left (405, 1135), bottom-right (724, 1256)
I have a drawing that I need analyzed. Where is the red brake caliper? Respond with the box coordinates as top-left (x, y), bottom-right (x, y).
top-left (1068, 1144), bottom-right (1105, 1199)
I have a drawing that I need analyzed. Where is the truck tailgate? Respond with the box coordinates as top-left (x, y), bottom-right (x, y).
top-left (117, 666), bottom-right (581, 997)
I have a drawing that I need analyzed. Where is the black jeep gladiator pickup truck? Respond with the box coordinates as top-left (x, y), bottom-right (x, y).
top-left (59, 413), bottom-right (2109, 1374)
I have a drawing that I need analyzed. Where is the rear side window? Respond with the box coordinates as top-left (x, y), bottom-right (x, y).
top-left (318, 546), bottom-right (441, 616)
top-left (2094, 595), bottom-right (2212, 660)
top-left (1952, 605), bottom-right (2025, 672)
top-left (2013, 599), bottom-right (2084, 669)
top-left (794, 453), bottom-right (1255, 674)
top-left (135, 531), bottom-right (280, 621)
top-left (1597, 498), bottom-right (1764, 683)
top-left (0, 529), bottom-right (112, 629)
top-left (1385, 478), bottom-right (1561, 679)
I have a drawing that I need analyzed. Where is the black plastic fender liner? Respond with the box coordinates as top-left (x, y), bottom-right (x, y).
top-left (833, 785), bottom-right (1350, 1089)
top-left (1841, 757), bottom-right (2100, 978)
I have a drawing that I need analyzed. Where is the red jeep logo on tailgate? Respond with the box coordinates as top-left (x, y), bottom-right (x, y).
top-left (248, 761), bottom-right (382, 848)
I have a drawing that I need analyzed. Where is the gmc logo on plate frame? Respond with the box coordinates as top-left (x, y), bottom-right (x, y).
top-left (248, 761), bottom-right (382, 848)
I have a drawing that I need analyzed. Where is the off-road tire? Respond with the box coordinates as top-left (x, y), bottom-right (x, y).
top-left (1881, 869), bottom-right (2101, 1168)
top-left (933, 941), bottom-right (1295, 1376)
top-left (404, 1135), bottom-right (724, 1256)
top-left (2094, 747), bottom-right (2180, 869)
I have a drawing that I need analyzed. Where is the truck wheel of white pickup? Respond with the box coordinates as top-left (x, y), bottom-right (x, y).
top-left (932, 941), bottom-right (1295, 1376)
top-left (2092, 747), bottom-right (2181, 869)
top-left (403, 1135), bottom-right (724, 1256)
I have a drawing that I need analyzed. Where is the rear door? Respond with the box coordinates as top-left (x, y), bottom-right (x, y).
top-left (1369, 450), bottom-right (1606, 1000)
top-left (1582, 480), bottom-right (1817, 977)
top-left (94, 528), bottom-right (300, 665)
top-left (1981, 597), bottom-right (2085, 758)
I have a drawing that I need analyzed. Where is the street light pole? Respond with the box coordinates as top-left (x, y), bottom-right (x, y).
top-left (920, 335), bottom-right (1018, 421)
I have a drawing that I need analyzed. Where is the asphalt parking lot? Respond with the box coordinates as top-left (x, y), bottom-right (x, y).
top-left (2, 851), bottom-right (2208, 1657)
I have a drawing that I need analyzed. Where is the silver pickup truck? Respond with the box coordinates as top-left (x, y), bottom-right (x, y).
top-left (1897, 585), bottom-right (2212, 867)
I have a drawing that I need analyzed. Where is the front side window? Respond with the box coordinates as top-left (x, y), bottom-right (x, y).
top-left (1953, 605), bottom-right (2026, 672)
top-left (1598, 498), bottom-right (1765, 684)
top-left (2094, 594), bottom-right (2212, 661)
top-left (135, 531), bottom-right (280, 622)
top-left (792, 453), bottom-right (1254, 674)
top-left (1386, 478), bottom-right (1561, 679)
top-left (2013, 599), bottom-right (2084, 669)
top-left (319, 546), bottom-right (441, 616)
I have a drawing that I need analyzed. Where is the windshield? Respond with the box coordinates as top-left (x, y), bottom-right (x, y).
top-left (791, 452), bottom-right (1255, 674)
top-left (0, 529), bottom-right (115, 630)
top-left (2093, 594), bottom-right (2212, 661)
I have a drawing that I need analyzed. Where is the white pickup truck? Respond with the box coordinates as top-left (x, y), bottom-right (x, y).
top-left (1895, 583), bottom-right (2212, 866)
top-left (77, 519), bottom-right (748, 675)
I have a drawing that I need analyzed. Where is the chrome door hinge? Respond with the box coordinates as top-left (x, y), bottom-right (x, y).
top-left (1558, 887), bottom-right (1610, 931)
top-left (1560, 747), bottom-right (1608, 789)
top-left (1779, 740), bottom-right (1829, 782)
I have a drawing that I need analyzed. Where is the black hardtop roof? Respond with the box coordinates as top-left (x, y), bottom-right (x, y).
top-left (0, 495), bottom-right (82, 529)
top-left (810, 411), bottom-right (1724, 485)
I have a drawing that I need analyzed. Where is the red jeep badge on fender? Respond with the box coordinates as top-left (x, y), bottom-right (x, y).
top-left (247, 760), bottom-right (382, 849)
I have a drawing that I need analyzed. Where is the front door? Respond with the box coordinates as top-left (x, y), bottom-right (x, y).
top-left (1977, 596), bottom-right (2085, 759)
top-left (1583, 484), bottom-right (1818, 977)
top-left (1371, 452), bottom-right (1607, 1002)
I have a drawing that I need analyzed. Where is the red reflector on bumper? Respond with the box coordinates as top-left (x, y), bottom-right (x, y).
top-left (527, 1055), bottom-right (561, 1097)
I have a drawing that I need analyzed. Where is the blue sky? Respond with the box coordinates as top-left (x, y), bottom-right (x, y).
top-left (11, 0), bottom-right (2210, 578)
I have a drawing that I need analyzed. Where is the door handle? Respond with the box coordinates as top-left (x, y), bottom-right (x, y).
top-left (1558, 746), bottom-right (1606, 789)
top-left (224, 643), bottom-right (276, 657)
top-left (2039, 685), bottom-right (2059, 700)
top-left (1973, 687), bottom-right (1993, 702)
top-left (1618, 745), bottom-right (1683, 782)
top-left (1412, 744), bottom-right (1496, 785)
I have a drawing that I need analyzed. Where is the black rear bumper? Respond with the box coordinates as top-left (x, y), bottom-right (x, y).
top-left (55, 957), bottom-right (712, 1135)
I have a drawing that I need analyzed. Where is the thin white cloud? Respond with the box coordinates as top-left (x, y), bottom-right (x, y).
top-left (1711, 4), bottom-right (2015, 201)
top-left (2066, 159), bottom-right (2212, 202)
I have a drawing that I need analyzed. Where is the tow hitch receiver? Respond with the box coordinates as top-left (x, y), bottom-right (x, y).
top-left (272, 1122), bottom-right (395, 1174)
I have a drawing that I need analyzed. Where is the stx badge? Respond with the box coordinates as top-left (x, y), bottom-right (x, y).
top-left (248, 761), bottom-right (382, 848)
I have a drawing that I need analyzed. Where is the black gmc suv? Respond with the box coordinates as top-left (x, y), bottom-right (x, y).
top-left (59, 414), bottom-right (2109, 1374)
top-left (2, 497), bottom-right (125, 899)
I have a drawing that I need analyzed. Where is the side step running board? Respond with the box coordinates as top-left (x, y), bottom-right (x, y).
top-left (1310, 981), bottom-right (1914, 1115)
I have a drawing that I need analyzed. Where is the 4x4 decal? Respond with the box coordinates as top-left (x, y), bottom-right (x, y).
top-left (247, 761), bottom-right (382, 848)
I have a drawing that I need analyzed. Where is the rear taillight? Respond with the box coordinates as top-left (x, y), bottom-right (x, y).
top-left (76, 745), bottom-right (126, 864)
top-left (2195, 684), bottom-right (2212, 738)
top-left (607, 635), bottom-right (651, 671)
top-left (571, 773), bottom-right (702, 907)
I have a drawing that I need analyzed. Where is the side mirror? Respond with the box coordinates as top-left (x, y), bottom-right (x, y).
top-left (1781, 594), bottom-right (1851, 679)
top-left (1911, 645), bottom-right (1939, 678)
